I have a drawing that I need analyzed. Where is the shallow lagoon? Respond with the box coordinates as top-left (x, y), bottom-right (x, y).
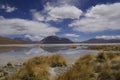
top-left (0, 45), bottom-right (99, 66)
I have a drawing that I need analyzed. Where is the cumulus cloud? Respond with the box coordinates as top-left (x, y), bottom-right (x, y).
top-left (24, 35), bottom-right (44, 41)
top-left (65, 33), bottom-right (79, 37)
top-left (0, 16), bottom-right (60, 41)
top-left (96, 35), bottom-right (120, 40)
top-left (31, 9), bottom-right (45, 21)
top-left (0, 4), bottom-right (17, 12)
top-left (69, 3), bottom-right (120, 33)
top-left (46, 0), bottom-right (82, 7)
top-left (46, 4), bottom-right (82, 20)
top-left (31, 3), bottom-right (83, 21)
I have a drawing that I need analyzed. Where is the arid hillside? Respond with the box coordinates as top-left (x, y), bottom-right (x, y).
top-left (0, 36), bottom-right (25, 44)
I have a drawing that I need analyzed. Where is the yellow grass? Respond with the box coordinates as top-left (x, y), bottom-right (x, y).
top-left (48, 55), bottom-right (67, 67)
top-left (6, 52), bottom-right (120, 80)
top-left (56, 52), bottom-right (120, 80)
top-left (9, 63), bottom-right (50, 80)
top-left (8, 55), bottom-right (67, 80)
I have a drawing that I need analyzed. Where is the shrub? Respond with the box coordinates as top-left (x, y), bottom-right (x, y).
top-left (48, 55), bottom-right (67, 67)
top-left (110, 57), bottom-right (120, 70)
top-left (75, 54), bottom-right (95, 65)
top-left (25, 55), bottom-right (67, 67)
top-left (97, 62), bottom-right (114, 80)
top-left (9, 64), bottom-right (50, 80)
top-left (96, 52), bottom-right (107, 63)
top-left (6, 62), bottom-right (13, 67)
top-left (25, 56), bottom-right (48, 65)
top-left (56, 54), bottom-right (96, 80)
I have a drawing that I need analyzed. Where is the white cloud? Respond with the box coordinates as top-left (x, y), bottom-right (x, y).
top-left (31, 3), bottom-right (83, 21)
top-left (0, 16), bottom-right (60, 41)
top-left (46, 4), bottom-right (82, 20)
top-left (31, 9), bottom-right (45, 21)
top-left (74, 38), bottom-right (79, 41)
top-left (47, 0), bottom-right (81, 7)
top-left (69, 3), bottom-right (120, 33)
top-left (96, 35), bottom-right (120, 40)
top-left (24, 35), bottom-right (44, 41)
top-left (0, 4), bottom-right (17, 12)
top-left (65, 33), bottom-right (79, 37)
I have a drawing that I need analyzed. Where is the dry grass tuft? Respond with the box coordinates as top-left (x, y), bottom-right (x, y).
top-left (48, 55), bottom-right (67, 67)
top-left (75, 54), bottom-right (95, 65)
top-left (8, 55), bottom-right (67, 80)
top-left (6, 62), bottom-right (13, 67)
top-left (9, 63), bottom-right (50, 80)
top-left (56, 52), bottom-right (120, 80)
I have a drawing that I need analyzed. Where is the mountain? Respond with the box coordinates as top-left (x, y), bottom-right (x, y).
top-left (0, 36), bottom-right (26, 44)
top-left (14, 37), bottom-right (36, 43)
top-left (82, 38), bottom-right (120, 43)
top-left (40, 36), bottom-right (73, 44)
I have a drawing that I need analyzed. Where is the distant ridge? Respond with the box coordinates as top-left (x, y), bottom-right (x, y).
top-left (0, 36), bottom-right (26, 44)
top-left (82, 38), bottom-right (120, 43)
top-left (40, 36), bottom-right (73, 44)
top-left (14, 37), bottom-right (36, 44)
top-left (1, 35), bottom-right (120, 44)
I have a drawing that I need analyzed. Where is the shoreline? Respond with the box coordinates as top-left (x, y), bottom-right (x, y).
top-left (0, 43), bottom-right (120, 47)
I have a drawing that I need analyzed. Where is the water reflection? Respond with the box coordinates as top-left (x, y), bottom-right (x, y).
top-left (40, 46), bottom-right (69, 53)
top-left (0, 46), bottom-right (99, 65)
top-left (0, 47), bottom-right (28, 53)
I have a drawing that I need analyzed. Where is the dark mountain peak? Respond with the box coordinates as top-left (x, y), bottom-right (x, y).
top-left (44, 36), bottom-right (60, 40)
top-left (46, 36), bottom-right (59, 38)
top-left (40, 36), bottom-right (73, 44)
top-left (61, 37), bottom-right (72, 41)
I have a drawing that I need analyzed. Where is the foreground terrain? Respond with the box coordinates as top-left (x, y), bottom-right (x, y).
top-left (1, 51), bottom-right (120, 80)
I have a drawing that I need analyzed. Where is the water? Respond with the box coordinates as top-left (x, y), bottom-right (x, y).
top-left (0, 45), bottom-right (99, 66)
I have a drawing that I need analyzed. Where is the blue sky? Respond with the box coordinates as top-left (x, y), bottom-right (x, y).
top-left (0, 0), bottom-right (120, 41)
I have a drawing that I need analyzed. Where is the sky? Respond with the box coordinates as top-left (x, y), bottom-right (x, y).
top-left (0, 0), bottom-right (120, 41)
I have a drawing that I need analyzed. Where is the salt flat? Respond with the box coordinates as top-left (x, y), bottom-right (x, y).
top-left (0, 43), bottom-right (120, 47)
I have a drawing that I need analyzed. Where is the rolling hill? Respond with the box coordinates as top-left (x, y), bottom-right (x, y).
top-left (82, 38), bottom-right (120, 43)
top-left (0, 36), bottom-right (26, 44)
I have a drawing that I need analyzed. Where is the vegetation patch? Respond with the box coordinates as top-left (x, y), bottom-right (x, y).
top-left (87, 45), bottom-right (120, 51)
top-left (3, 52), bottom-right (120, 80)
top-left (6, 55), bottom-right (67, 80)
top-left (56, 52), bottom-right (120, 80)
